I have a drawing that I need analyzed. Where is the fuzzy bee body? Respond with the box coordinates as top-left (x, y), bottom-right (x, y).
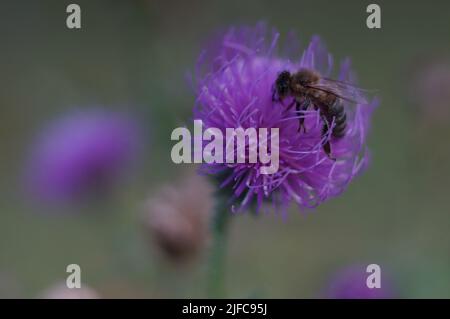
top-left (273, 68), bottom-right (366, 159)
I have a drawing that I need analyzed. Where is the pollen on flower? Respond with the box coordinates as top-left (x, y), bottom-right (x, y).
top-left (192, 23), bottom-right (378, 213)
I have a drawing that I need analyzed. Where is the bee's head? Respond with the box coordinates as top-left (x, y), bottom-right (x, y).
top-left (275, 70), bottom-right (292, 98)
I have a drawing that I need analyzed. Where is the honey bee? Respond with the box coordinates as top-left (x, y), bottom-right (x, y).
top-left (273, 68), bottom-right (370, 160)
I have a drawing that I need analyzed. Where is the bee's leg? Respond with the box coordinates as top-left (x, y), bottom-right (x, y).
top-left (296, 99), bottom-right (310, 132)
top-left (272, 86), bottom-right (281, 102)
top-left (272, 90), bottom-right (277, 102)
top-left (285, 99), bottom-right (296, 111)
top-left (321, 118), bottom-right (336, 160)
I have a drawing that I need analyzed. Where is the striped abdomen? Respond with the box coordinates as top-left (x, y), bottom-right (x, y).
top-left (329, 99), bottom-right (346, 138)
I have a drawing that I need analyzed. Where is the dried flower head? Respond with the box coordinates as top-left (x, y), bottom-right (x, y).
top-left (193, 23), bottom-right (378, 212)
top-left (142, 172), bottom-right (213, 261)
top-left (24, 109), bottom-right (141, 205)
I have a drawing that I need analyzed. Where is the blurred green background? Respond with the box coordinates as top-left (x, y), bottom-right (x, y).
top-left (0, 0), bottom-right (449, 298)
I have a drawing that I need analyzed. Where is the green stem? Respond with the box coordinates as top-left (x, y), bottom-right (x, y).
top-left (207, 198), bottom-right (231, 298)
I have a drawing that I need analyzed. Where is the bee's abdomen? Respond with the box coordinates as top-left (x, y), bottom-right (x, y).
top-left (330, 101), bottom-right (346, 138)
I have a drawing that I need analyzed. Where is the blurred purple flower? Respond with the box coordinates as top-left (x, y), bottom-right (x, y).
top-left (325, 265), bottom-right (394, 299)
top-left (193, 23), bottom-right (378, 212)
top-left (24, 109), bottom-right (141, 205)
top-left (40, 282), bottom-right (100, 299)
top-left (410, 56), bottom-right (450, 124)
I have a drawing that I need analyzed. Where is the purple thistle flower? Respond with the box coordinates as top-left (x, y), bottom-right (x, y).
top-left (325, 265), bottom-right (394, 299)
top-left (193, 23), bottom-right (378, 212)
top-left (24, 109), bottom-right (141, 205)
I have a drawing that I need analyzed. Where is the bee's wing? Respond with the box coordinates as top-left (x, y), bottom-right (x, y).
top-left (307, 78), bottom-right (374, 105)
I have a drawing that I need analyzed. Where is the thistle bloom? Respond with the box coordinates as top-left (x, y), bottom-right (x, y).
top-left (24, 109), bottom-right (141, 205)
top-left (193, 24), bottom-right (378, 212)
top-left (325, 265), bottom-right (394, 299)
